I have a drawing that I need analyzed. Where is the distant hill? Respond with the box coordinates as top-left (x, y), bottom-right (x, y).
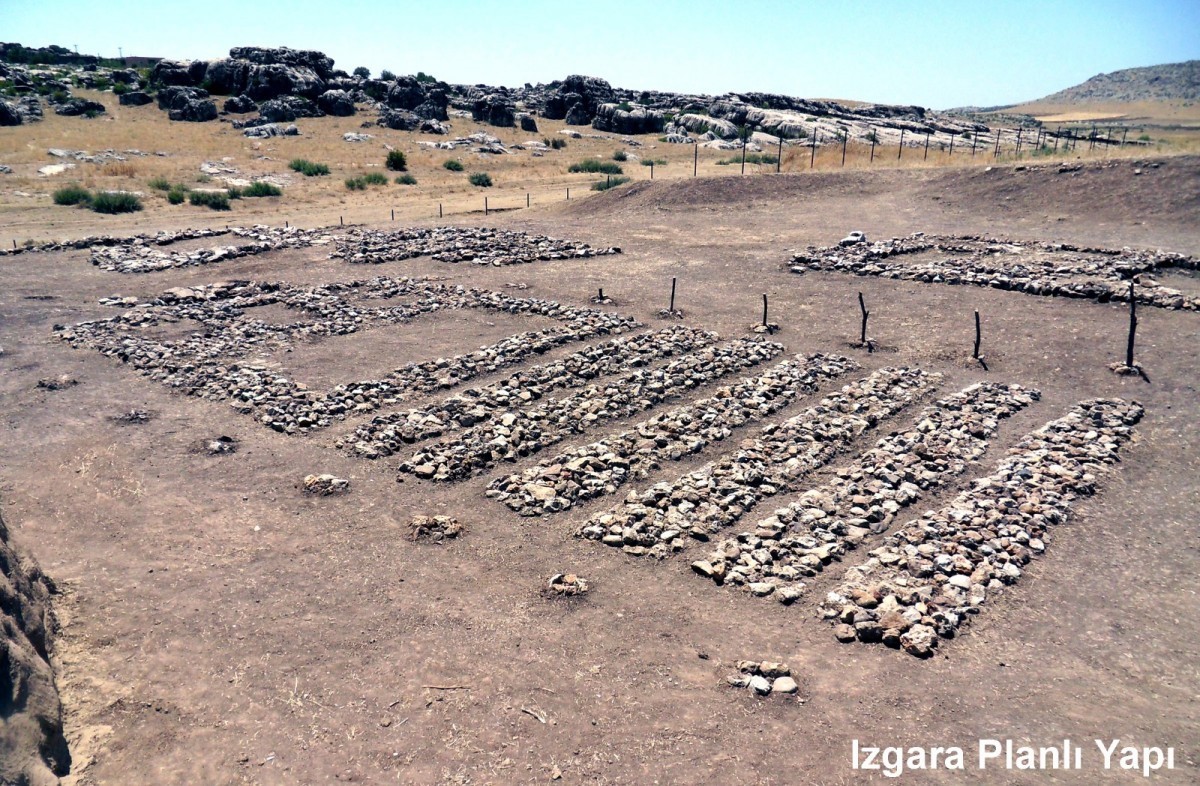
top-left (1031, 60), bottom-right (1199, 104)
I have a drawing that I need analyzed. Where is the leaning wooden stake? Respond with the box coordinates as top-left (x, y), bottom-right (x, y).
top-left (973, 310), bottom-right (989, 370)
top-left (858, 292), bottom-right (870, 348)
top-left (762, 293), bottom-right (769, 327)
top-left (669, 277), bottom-right (677, 312)
top-left (1126, 280), bottom-right (1137, 368)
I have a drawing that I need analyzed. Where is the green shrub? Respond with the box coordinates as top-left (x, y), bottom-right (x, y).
top-left (612, 150), bottom-right (627, 161)
top-left (289, 159), bottom-right (330, 177)
top-left (380, 69), bottom-right (395, 81)
top-left (716, 153), bottom-right (779, 166)
top-left (1138, 133), bottom-right (1151, 142)
top-left (91, 191), bottom-right (143, 213)
top-left (640, 157), bottom-right (667, 166)
top-left (112, 82), bottom-right (129, 96)
top-left (147, 176), bottom-right (171, 191)
top-left (362, 171), bottom-right (389, 185)
top-left (353, 66), bottom-right (371, 79)
top-left (53, 184), bottom-right (92, 206)
top-left (395, 174), bottom-right (417, 185)
top-left (468, 172), bottom-right (493, 187)
top-left (443, 159), bottom-right (464, 171)
top-left (167, 188), bottom-right (186, 204)
top-left (550, 138), bottom-right (567, 149)
top-left (243, 181), bottom-right (282, 197)
top-left (226, 186), bottom-right (243, 199)
top-left (385, 150), bottom-right (407, 171)
top-left (188, 190), bottom-right (230, 210)
top-left (568, 159), bottom-right (623, 174)
top-left (591, 176), bottom-right (631, 191)
top-left (345, 177), bottom-right (366, 190)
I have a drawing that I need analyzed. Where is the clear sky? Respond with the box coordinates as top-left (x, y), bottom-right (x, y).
top-left (2, 0), bottom-right (1197, 108)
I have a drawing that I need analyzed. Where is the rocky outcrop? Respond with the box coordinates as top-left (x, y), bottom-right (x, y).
top-left (472, 94), bottom-right (515, 127)
top-left (317, 89), bottom-right (354, 116)
top-left (257, 96), bottom-right (322, 123)
top-left (53, 98), bottom-right (105, 117)
top-left (591, 103), bottom-right (665, 135)
top-left (223, 94), bottom-right (257, 113)
top-left (168, 98), bottom-right (217, 122)
top-left (1031, 59), bottom-right (1199, 104)
top-left (0, 100), bottom-right (21, 126)
top-left (156, 85), bottom-right (209, 111)
top-left (0, 503), bottom-right (70, 785)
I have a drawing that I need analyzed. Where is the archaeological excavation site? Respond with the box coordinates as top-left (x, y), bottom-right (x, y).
top-left (1, 25), bottom-right (1198, 786)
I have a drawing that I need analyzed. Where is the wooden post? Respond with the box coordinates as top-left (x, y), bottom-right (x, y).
top-left (948, 134), bottom-right (954, 157)
top-left (741, 133), bottom-right (747, 174)
top-left (566, 188), bottom-right (570, 200)
top-left (993, 130), bottom-right (1001, 158)
top-left (810, 130), bottom-right (818, 168)
top-left (526, 192), bottom-right (530, 207)
top-left (484, 196), bottom-right (488, 216)
top-left (599, 288), bottom-right (604, 300)
top-left (340, 216), bottom-right (343, 226)
top-left (391, 209), bottom-right (394, 221)
top-left (777, 136), bottom-right (783, 173)
top-left (858, 292), bottom-right (869, 345)
top-left (841, 131), bottom-right (848, 167)
top-left (439, 203), bottom-right (443, 218)
top-left (694, 142), bottom-right (698, 177)
top-left (1126, 279), bottom-right (1137, 368)
top-left (973, 311), bottom-right (982, 358)
top-left (1015, 127), bottom-right (1023, 157)
top-left (762, 293), bottom-right (768, 327)
top-left (971, 130), bottom-right (978, 156)
top-left (897, 128), bottom-right (905, 159)
top-left (869, 129), bottom-right (876, 162)
top-left (1054, 127), bottom-right (1060, 153)
top-left (285, 220), bottom-right (288, 228)
top-left (924, 132), bottom-right (930, 160)
top-left (11, 239), bottom-right (15, 250)
top-left (669, 277), bottom-right (677, 312)
top-left (1120, 128), bottom-right (1128, 147)
top-left (649, 162), bottom-right (654, 180)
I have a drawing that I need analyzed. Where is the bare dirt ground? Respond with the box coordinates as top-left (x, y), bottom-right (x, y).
top-left (1, 156), bottom-right (1198, 784)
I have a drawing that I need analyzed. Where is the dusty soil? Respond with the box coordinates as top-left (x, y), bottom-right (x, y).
top-left (1, 156), bottom-right (1198, 785)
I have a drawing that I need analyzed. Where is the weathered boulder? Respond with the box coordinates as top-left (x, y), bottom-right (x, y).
top-left (157, 85), bottom-right (209, 111)
top-left (413, 88), bottom-right (449, 121)
top-left (228, 46), bottom-right (335, 80)
top-left (244, 123), bottom-right (299, 138)
top-left (592, 103), bottom-right (665, 135)
top-left (168, 98), bottom-right (218, 122)
top-left (54, 98), bottom-right (106, 117)
top-left (203, 58), bottom-right (252, 95)
top-left (317, 89), bottom-right (355, 116)
top-left (565, 102), bottom-right (591, 126)
top-left (676, 113), bottom-right (738, 139)
top-left (386, 76), bottom-right (426, 110)
top-left (518, 112), bottom-right (538, 132)
top-left (378, 107), bottom-right (421, 130)
top-left (0, 100), bottom-right (21, 126)
top-left (152, 58), bottom-right (201, 86)
top-left (472, 94), bottom-right (515, 127)
top-left (0, 503), bottom-right (71, 785)
top-left (258, 95), bottom-right (323, 122)
top-left (244, 63), bottom-right (324, 100)
top-left (118, 91), bottom-right (153, 107)
top-left (223, 94), bottom-right (257, 113)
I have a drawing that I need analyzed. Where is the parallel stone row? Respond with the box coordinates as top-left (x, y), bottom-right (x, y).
top-left (55, 278), bottom-right (640, 435)
top-left (486, 353), bottom-right (859, 516)
top-left (0, 226), bottom-right (231, 257)
top-left (791, 234), bottom-right (1200, 311)
top-left (400, 339), bottom-right (785, 483)
top-left (332, 226), bottom-right (621, 266)
top-left (578, 367), bottom-right (938, 558)
top-left (818, 398), bottom-right (1143, 657)
top-left (89, 225), bottom-right (334, 273)
top-left (692, 382), bottom-right (1040, 602)
top-left (338, 326), bottom-right (717, 459)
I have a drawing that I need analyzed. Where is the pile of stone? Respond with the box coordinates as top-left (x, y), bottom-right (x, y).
top-left (331, 226), bottom-right (621, 267)
top-left (727, 660), bottom-right (799, 697)
top-left (302, 473), bottom-right (350, 495)
top-left (36, 375), bottom-right (77, 391)
top-left (819, 398), bottom-right (1143, 657)
top-left (205, 436), bottom-right (239, 455)
top-left (89, 225), bottom-right (331, 273)
top-left (56, 277), bottom-right (640, 438)
top-left (406, 515), bottom-right (462, 543)
top-left (790, 234), bottom-right (1200, 312)
top-left (1, 226), bottom-right (230, 257)
top-left (487, 353), bottom-right (858, 516)
top-left (399, 339), bottom-right (785, 483)
top-left (693, 383), bottom-right (1039, 601)
top-left (340, 326), bottom-right (717, 459)
top-left (579, 368), bottom-right (937, 558)
top-left (546, 573), bottom-right (590, 597)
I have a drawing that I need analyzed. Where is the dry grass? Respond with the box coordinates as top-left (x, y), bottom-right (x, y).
top-left (2, 87), bottom-right (1198, 241)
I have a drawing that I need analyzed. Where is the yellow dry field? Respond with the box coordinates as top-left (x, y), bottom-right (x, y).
top-left (1006, 99), bottom-right (1200, 127)
top-left (2, 89), bottom-right (1197, 243)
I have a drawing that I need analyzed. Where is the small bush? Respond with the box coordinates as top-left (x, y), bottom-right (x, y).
top-left (1138, 133), bottom-right (1151, 142)
top-left (112, 82), bottom-right (129, 96)
top-left (640, 157), bottom-right (667, 167)
top-left (196, 173), bottom-right (212, 183)
top-left (380, 69), bottom-right (396, 81)
top-left (53, 184), bottom-right (92, 206)
top-left (289, 159), bottom-right (330, 177)
top-left (91, 191), bottom-right (143, 214)
top-left (468, 172), bottom-right (493, 187)
top-left (147, 176), bottom-right (171, 191)
top-left (443, 159), bottom-right (464, 171)
top-left (591, 176), bottom-right (631, 191)
top-left (385, 150), bottom-right (407, 171)
top-left (345, 177), bottom-right (366, 190)
top-left (226, 186), bottom-right (243, 199)
top-left (395, 174), bottom-right (417, 185)
top-left (568, 159), bottom-right (623, 175)
top-left (353, 66), bottom-right (371, 79)
top-left (243, 181), bottom-right (282, 197)
top-left (550, 138), bottom-right (567, 149)
top-left (167, 188), bottom-right (186, 204)
top-left (716, 153), bottom-right (779, 166)
top-left (362, 171), bottom-right (389, 185)
top-left (612, 150), bottom-right (627, 161)
top-left (189, 190), bottom-right (230, 210)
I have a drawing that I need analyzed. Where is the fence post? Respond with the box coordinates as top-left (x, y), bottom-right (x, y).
top-left (741, 133), bottom-right (747, 174)
top-left (669, 277), bottom-right (677, 312)
top-left (566, 187), bottom-right (570, 200)
top-left (1015, 127), bottom-right (1023, 157)
top-left (694, 142), bottom-right (698, 177)
top-left (993, 130), bottom-right (1001, 158)
top-left (869, 128), bottom-right (876, 162)
top-left (391, 209), bottom-right (394, 221)
top-left (811, 130), bottom-right (818, 168)
top-left (841, 131), bottom-right (848, 167)
top-left (897, 128), bottom-right (905, 160)
top-left (1121, 128), bottom-right (1128, 147)
top-left (484, 196), bottom-right (488, 216)
top-left (777, 136), bottom-right (783, 173)
top-left (526, 192), bottom-right (530, 207)
top-left (948, 134), bottom-right (954, 158)
top-left (924, 132), bottom-right (930, 160)
top-left (649, 162), bottom-right (654, 180)
top-left (439, 203), bottom-right (443, 218)
top-left (971, 130), bottom-right (978, 156)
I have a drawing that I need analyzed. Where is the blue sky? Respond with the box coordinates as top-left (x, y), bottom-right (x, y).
top-left (2, 0), bottom-right (1197, 108)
